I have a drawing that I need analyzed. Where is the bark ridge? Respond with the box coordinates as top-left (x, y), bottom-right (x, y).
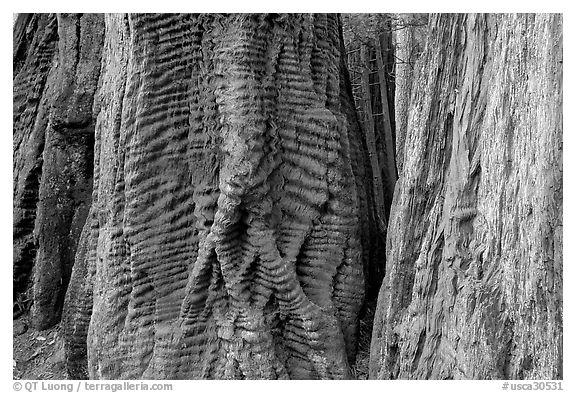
top-left (370, 13), bottom-right (562, 380)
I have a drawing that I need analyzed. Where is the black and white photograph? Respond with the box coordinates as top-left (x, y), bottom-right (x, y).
top-left (10, 7), bottom-right (567, 389)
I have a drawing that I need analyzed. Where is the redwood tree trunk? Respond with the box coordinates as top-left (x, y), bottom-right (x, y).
top-left (370, 13), bottom-right (562, 379)
top-left (13, 13), bottom-right (58, 312)
top-left (60, 13), bottom-right (372, 379)
top-left (13, 13), bottom-right (103, 329)
top-left (392, 14), bottom-right (416, 175)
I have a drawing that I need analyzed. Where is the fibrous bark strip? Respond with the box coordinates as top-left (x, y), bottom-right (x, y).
top-left (370, 13), bottom-right (562, 380)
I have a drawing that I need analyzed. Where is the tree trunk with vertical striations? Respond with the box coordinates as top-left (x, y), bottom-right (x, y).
top-left (13, 13), bottom-right (103, 329)
top-left (14, 13), bottom-right (59, 311)
top-left (392, 13), bottom-right (426, 175)
top-left (32, 13), bottom-right (104, 329)
top-left (57, 13), bottom-right (376, 379)
top-left (370, 13), bottom-right (562, 379)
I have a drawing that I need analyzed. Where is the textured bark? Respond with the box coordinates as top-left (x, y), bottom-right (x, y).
top-left (370, 14), bottom-right (562, 379)
top-left (13, 13), bottom-right (58, 306)
top-left (375, 33), bottom-right (397, 187)
top-left (392, 20), bottom-right (412, 175)
top-left (392, 14), bottom-right (427, 175)
top-left (31, 13), bottom-right (104, 329)
top-left (13, 13), bottom-right (102, 329)
top-left (61, 13), bottom-right (370, 380)
top-left (338, 26), bottom-right (385, 309)
top-left (360, 44), bottom-right (386, 231)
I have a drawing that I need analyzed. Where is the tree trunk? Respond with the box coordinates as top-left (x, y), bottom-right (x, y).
top-left (375, 32), bottom-right (397, 188)
top-left (13, 13), bottom-right (102, 329)
top-left (360, 44), bottom-right (387, 232)
top-left (337, 26), bottom-right (386, 309)
top-left (391, 16), bottom-right (414, 175)
top-left (32, 13), bottom-right (103, 329)
top-left (13, 13), bottom-right (58, 312)
top-left (392, 13), bottom-right (427, 175)
top-left (58, 13), bottom-right (372, 379)
top-left (370, 13), bottom-right (562, 379)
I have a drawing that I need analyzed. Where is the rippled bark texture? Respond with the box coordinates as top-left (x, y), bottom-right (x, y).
top-left (370, 14), bottom-right (562, 379)
top-left (13, 13), bottom-right (103, 329)
top-left (62, 14), bottom-right (368, 379)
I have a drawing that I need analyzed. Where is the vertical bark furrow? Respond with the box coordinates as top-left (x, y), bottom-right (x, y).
top-left (62, 206), bottom-right (97, 379)
top-left (31, 13), bottom-right (104, 329)
top-left (13, 13), bottom-right (58, 304)
top-left (82, 13), bottom-right (132, 380)
top-left (370, 13), bottom-right (562, 380)
top-left (370, 16), bottom-right (464, 379)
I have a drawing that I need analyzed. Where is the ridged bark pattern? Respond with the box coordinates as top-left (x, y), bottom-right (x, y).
top-left (13, 14), bottom-right (103, 329)
top-left (13, 14), bottom-right (58, 303)
top-left (393, 16), bottom-right (414, 175)
top-left (370, 14), bottom-right (562, 379)
top-left (63, 14), bottom-right (366, 380)
top-left (32, 13), bottom-right (104, 329)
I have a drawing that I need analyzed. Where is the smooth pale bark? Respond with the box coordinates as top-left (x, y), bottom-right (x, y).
top-left (61, 13), bottom-right (372, 380)
top-left (370, 14), bottom-right (562, 379)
